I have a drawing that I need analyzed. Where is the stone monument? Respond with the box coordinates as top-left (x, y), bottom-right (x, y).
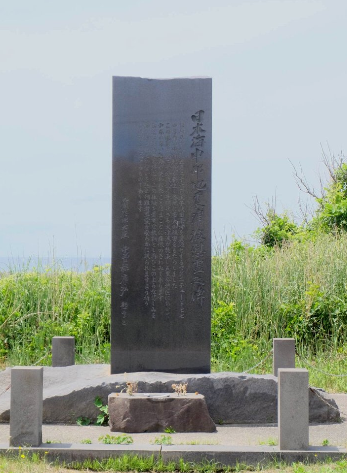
top-left (111, 76), bottom-right (212, 374)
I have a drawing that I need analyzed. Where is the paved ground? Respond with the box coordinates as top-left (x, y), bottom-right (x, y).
top-left (0, 394), bottom-right (345, 449)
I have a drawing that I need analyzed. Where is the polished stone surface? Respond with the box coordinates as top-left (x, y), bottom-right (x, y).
top-left (111, 77), bottom-right (212, 373)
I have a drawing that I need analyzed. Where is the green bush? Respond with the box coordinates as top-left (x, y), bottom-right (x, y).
top-left (282, 282), bottom-right (347, 346)
top-left (211, 300), bottom-right (255, 364)
top-left (256, 211), bottom-right (300, 248)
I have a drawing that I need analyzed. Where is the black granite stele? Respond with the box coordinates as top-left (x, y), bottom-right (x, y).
top-left (111, 76), bottom-right (212, 374)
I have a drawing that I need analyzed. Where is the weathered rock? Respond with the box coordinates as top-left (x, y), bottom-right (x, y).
top-left (108, 393), bottom-right (216, 433)
top-left (0, 365), bottom-right (340, 424)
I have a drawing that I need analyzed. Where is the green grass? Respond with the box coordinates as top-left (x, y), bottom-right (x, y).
top-left (212, 233), bottom-right (347, 348)
top-left (0, 453), bottom-right (347, 473)
top-left (1, 233), bottom-right (347, 392)
top-left (0, 262), bottom-right (111, 366)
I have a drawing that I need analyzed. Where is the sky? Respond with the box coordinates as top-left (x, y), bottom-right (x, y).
top-left (1, 0), bottom-right (347, 259)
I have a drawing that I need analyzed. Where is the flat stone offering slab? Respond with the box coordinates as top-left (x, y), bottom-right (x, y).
top-left (108, 393), bottom-right (216, 433)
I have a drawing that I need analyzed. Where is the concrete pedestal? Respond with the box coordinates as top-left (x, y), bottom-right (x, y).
top-left (52, 336), bottom-right (75, 367)
top-left (10, 367), bottom-right (43, 447)
top-left (273, 338), bottom-right (295, 376)
top-left (278, 368), bottom-right (309, 450)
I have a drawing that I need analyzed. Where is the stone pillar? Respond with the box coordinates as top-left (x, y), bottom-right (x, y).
top-left (10, 367), bottom-right (43, 447)
top-left (273, 338), bottom-right (295, 376)
top-left (278, 368), bottom-right (309, 450)
top-left (52, 336), bottom-right (75, 367)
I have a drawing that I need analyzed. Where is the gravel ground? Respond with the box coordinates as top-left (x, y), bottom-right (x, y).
top-left (0, 394), bottom-right (345, 448)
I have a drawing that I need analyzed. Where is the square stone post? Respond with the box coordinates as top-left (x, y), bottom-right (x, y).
top-left (273, 338), bottom-right (295, 376)
top-left (278, 368), bottom-right (309, 450)
top-left (10, 367), bottom-right (43, 447)
top-left (52, 336), bottom-right (75, 367)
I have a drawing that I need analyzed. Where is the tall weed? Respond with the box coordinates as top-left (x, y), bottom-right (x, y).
top-left (0, 263), bottom-right (110, 365)
top-left (212, 233), bottom-right (347, 351)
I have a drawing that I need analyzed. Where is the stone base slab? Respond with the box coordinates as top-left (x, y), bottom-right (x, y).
top-left (0, 365), bottom-right (340, 424)
top-left (108, 393), bottom-right (216, 433)
top-left (0, 443), bottom-right (345, 467)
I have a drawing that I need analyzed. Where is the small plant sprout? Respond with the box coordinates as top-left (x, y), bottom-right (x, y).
top-left (152, 434), bottom-right (173, 445)
top-left (76, 416), bottom-right (91, 426)
top-left (164, 426), bottom-right (176, 433)
top-left (94, 396), bottom-right (109, 426)
top-left (81, 439), bottom-right (92, 444)
top-left (322, 439), bottom-right (330, 446)
top-left (180, 439), bottom-right (220, 445)
top-left (172, 383), bottom-right (187, 396)
top-left (259, 437), bottom-right (278, 446)
top-left (98, 434), bottom-right (133, 445)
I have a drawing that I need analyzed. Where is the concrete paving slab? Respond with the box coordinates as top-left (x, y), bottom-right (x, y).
top-left (162, 444), bottom-right (347, 465)
top-left (0, 421), bottom-right (346, 448)
top-left (0, 443), bottom-right (161, 463)
top-left (0, 443), bottom-right (345, 467)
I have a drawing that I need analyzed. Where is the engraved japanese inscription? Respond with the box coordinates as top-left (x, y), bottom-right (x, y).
top-left (111, 77), bottom-right (212, 374)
